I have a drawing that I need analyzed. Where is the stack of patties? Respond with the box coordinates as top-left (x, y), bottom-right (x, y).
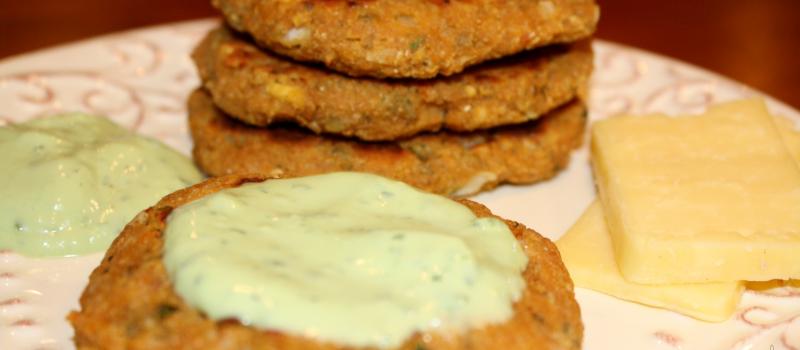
top-left (189, 0), bottom-right (599, 195)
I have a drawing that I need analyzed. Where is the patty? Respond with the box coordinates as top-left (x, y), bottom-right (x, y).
top-left (212, 0), bottom-right (599, 79)
top-left (188, 89), bottom-right (586, 196)
top-left (194, 26), bottom-right (593, 141)
top-left (69, 175), bottom-right (583, 350)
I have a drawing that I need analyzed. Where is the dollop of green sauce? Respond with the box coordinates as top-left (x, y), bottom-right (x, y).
top-left (163, 172), bottom-right (528, 348)
top-left (0, 113), bottom-right (204, 257)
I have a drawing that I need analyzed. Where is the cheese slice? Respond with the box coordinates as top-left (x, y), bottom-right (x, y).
top-left (556, 202), bottom-right (744, 322)
top-left (746, 279), bottom-right (800, 291)
top-left (591, 99), bottom-right (800, 284)
top-left (773, 115), bottom-right (800, 167)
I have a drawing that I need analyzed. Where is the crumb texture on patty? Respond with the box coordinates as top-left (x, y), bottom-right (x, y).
top-left (194, 26), bottom-right (593, 141)
top-left (212, 0), bottom-right (598, 79)
top-left (69, 175), bottom-right (583, 350)
top-left (187, 89), bottom-right (586, 196)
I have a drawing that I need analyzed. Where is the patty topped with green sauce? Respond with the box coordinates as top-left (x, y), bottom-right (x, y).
top-left (70, 174), bottom-right (583, 350)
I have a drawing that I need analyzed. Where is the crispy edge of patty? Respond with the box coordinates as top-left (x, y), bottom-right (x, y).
top-left (187, 89), bottom-right (587, 196)
top-left (68, 174), bottom-right (582, 350)
top-left (212, 0), bottom-right (599, 79)
top-left (193, 26), bottom-right (593, 141)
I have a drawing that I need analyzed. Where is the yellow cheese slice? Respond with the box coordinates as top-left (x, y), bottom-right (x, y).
top-left (556, 201), bottom-right (744, 322)
top-left (591, 99), bottom-right (800, 284)
top-left (746, 279), bottom-right (800, 291)
top-left (773, 115), bottom-right (800, 167)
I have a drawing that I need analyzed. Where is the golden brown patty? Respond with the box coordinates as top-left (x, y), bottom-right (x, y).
top-left (213, 0), bottom-right (599, 79)
top-left (69, 175), bottom-right (583, 350)
top-left (188, 89), bottom-right (586, 196)
top-left (194, 26), bottom-right (593, 141)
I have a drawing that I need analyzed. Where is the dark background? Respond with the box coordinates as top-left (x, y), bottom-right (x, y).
top-left (1, 0), bottom-right (798, 108)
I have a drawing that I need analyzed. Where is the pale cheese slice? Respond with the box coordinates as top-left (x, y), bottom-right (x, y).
top-left (556, 201), bottom-right (744, 322)
top-left (746, 279), bottom-right (800, 291)
top-left (773, 115), bottom-right (800, 167)
top-left (591, 99), bottom-right (800, 284)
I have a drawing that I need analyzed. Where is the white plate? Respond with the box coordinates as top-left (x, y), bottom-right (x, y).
top-left (1, 19), bottom-right (798, 350)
